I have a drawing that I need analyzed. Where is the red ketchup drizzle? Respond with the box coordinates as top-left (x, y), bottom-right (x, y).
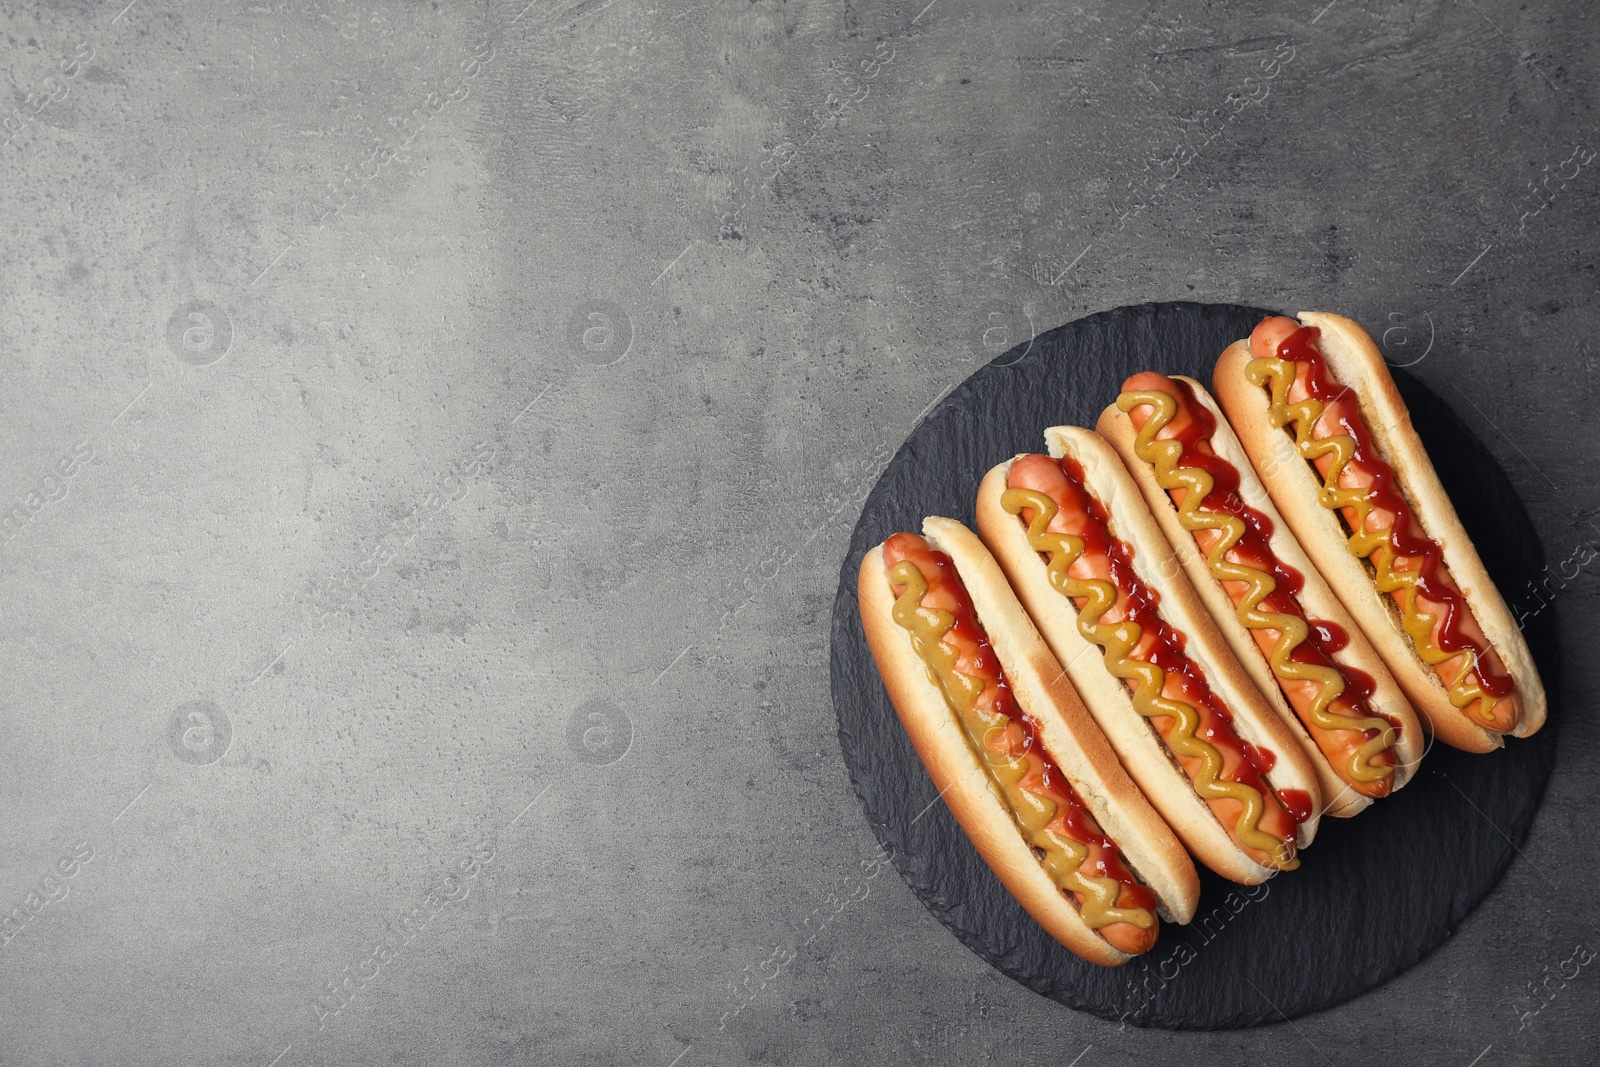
top-left (882, 533), bottom-right (1159, 911)
top-left (1158, 378), bottom-right (1388, 747)
top-left (1035, 458), bottom-right (1307, 833)
top-left (1304, 621), bottom-right (1376, 705)
top-left (1278, 328), bottom-right (1513, 699)
top-left (1276, 786), bottom-right (1314, 826)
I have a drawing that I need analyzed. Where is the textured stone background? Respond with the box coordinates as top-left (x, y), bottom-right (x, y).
top-left (0, 1), bottom-right (1595, 1064)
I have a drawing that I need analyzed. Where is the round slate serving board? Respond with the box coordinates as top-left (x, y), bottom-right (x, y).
top-left (829, 302), bottom-right (1559, 1030)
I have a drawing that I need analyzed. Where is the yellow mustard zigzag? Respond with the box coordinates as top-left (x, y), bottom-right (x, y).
top-left (888, 561), bottom-right (1153, 930)
top-left (1118, 389), bottom-right (1395, 784)
top-left (1244, 358), bottom-right (1498, 723)
top-left (997, 490), bottom-right (1295, 867)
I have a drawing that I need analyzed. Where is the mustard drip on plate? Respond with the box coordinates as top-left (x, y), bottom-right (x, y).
top-left (887, 560), bottom-right (1154, 931)
top-left (1245, 358), bottom-right (1499, 722)
top-left (997, 490), bottom-right (1295, 867)
top-left (1119, 389), bottom-right (1396, 784)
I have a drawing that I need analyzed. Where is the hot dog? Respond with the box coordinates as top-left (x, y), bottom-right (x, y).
top-left (859, 517), bottom-right (1200, 965)
top-left (976, 431), bottom-right (1322, 884)
top-left (1213, 313), bottom-right (1546, 753)
top-left (1100, 373), bottom-right (1425, 817)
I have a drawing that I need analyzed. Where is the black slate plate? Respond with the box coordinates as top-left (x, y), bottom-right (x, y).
top-left (829, 302), bottom-right (1558, 1030)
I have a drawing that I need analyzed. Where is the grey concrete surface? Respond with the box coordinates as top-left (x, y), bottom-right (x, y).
top-left (1, 0), bottom-right (1596, 1064)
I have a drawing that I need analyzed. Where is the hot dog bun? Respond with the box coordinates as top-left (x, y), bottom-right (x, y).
top-left (976, 430), bottom-right (1322, 885)
top-left (1099, 375), bottom-right (1425, 818)
top-left (858, 516), bottom-right (1199, 966)
top-left (1213, 312), bottom-right (1546, 753)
